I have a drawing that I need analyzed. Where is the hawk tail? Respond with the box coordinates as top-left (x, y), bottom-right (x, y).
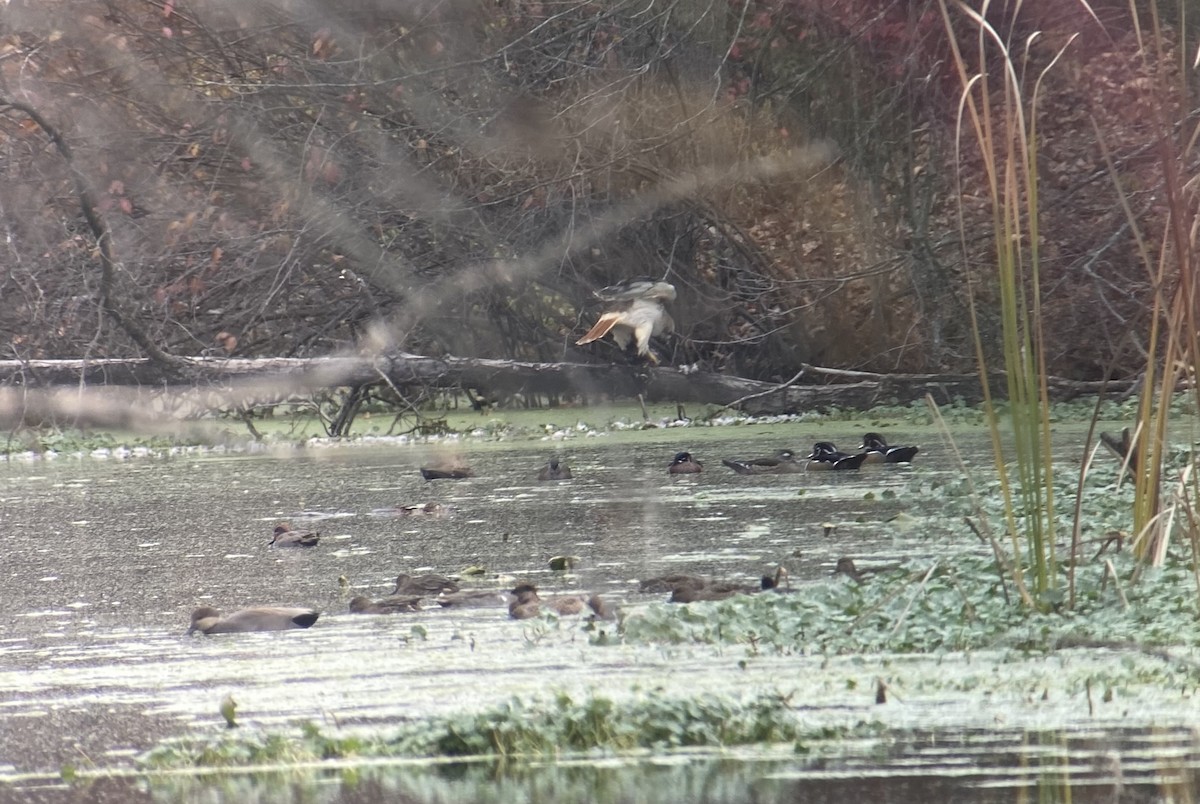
top-left (576, 312), bottom-right (620, 346)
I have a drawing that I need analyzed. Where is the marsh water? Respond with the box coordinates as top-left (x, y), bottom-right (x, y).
top-left (2, 422), bottom-right (1200, 803)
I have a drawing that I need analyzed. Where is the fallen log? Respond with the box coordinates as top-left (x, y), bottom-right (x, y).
top-left (0, 353), bottom-right (1143, 428)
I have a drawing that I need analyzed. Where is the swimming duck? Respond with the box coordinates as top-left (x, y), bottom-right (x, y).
top-left (860, 433), bottom-right (920, 464)
top-left (269, 523), bottom-right (320, 548)
top-left (420, 465), bottom-right (473, 480)
top-left (833, 557), bottom-right (900, 582)
top-left (395, 502), bottom-right (453, 517)
top-left (537, 457), bottom-right (573, 481)
top-left (349, 595), bottom-right (422, 614)
top-left (638, 573), bottom-right (709, 594)
top-left (805, 442), bottom-right (868, 471)
top-left (668, 451), bottom-right (703, 474)
top-left (392, 573), bottom-right (460, 596)
top-left (721, 449), bottom-right (803, 475)
top-left (760, 566), bottom-right (791, 592)
top-left (187, 606), bottom-right (319, 635)
top-left (668, 579), bottom-right (751, 603)
top-left (507, 583), bottom-right (595, 619)
top-left (435, 589), bottom-right (514, 608)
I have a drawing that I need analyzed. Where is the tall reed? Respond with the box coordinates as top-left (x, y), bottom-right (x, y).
top-left (938, 1), bottom-right (1082, 604)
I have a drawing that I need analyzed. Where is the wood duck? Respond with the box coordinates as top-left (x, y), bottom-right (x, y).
top-left (537, 457), bottom-right (573, 481)
top-left (349, 594), bottom-right (422, 614)
top-left (861, 433), bottom-right (920, 464)
top-left (668, 451), bottom-right (703, 474)
top-left (508, 583), bottom-right (597, 619)
top-left (269, 523), bottom-right (320, 548)
top-left (392, 573), bottom-right (460, 596)
top-left (805, 442), bottom-right (868, 471)
top-left (721, 449), bottom-right (803, 475)
top-left (420, 465), bottom-right (472, 480)
top-left (759, 566), bottom-right (791, 592)
top-left (187, 605), bottom-right (319, 634)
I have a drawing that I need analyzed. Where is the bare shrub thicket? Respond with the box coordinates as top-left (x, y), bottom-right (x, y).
top-left (0, 0), bottom-right (1188, 388)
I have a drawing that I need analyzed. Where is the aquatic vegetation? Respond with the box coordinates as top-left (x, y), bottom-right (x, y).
top-left (140, 690), bottom-right (839, 769)
top-left (619, 553), bottom-right (1200, 657)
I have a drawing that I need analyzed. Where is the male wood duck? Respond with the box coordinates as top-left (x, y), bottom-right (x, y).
top-left (805, 442), bottom-right (868, 471)
top-left (420, 465), bottom-right (472, 480)
top-left (537, 457), bottom-right (573, 481)
top-left (269, 523), bottom-right (320, 548)
top-left (187, 605), bottom-right (319, 634)
top-left (861, 433), bottom-right (920, 464)
top-left (721, 449), bottom-right (803, 475)
top-left (392, 573), bottom-right (460, 596)
top-left (668, 451), bottom-right (703, 474)
top-left (349, 594), bottom-right (422, 614)
top-left (759, 565), bottom-right (791, 592)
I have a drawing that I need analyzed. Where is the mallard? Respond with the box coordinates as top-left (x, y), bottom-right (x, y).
top-left (721, 449), bottom-right (803, 475)
top-left (805, 442), bottom-right (868, 471)
top-left (394, 502), bottom-right (452, 517)
top-left (349, 595), bottom-right (422, 614)
top-left (187, 606), bottom-right (319, 635)
top-left (269, 523), bottom-right (320, 548)
top-left (668, 451), bottom-right (703, 474)
top-left (861, 433), bottom-right (920, 464)
top-left (392, 573), bottom-right (460, 596)
top-left (537, 457), bottom-right (573, 481)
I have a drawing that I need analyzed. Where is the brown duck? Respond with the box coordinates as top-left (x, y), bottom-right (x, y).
top-left (269, 523), bottom-right (320, 548)
top-left (187, 606), bottom-right (319, 635)
top-left (537, 457), bottom-right (573, 481)
top-left (349, 595), bottom-right (422, 614)
top-left (508, 583), bottom-right (599, 619)
top-left (392, 573), bottom-right (460, 596)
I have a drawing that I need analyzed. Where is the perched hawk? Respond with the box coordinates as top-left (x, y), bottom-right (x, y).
top-left (576, 278), bottom-right (676, 363)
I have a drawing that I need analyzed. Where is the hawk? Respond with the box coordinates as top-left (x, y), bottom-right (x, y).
top-left (575, 278), bottom-right (676, 363)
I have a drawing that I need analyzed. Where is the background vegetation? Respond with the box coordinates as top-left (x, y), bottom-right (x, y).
top-left (0, 0), bottom-right (1192, 384)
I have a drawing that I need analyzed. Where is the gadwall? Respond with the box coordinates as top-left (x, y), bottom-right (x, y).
top-left (668, 451), bottom-right (703, 474)
top-left (269, 523), bottom-right (319, 548)
top-left (721, 449), bottom-right (803, 475)
top-left (537, 457), bottom-right (573, 481)
top-left (187, 606), bottom-right (319, 635)
top-left (860, 433), bottom-right (920, 464)
top-left (436, 589), bottom-right (514, 608)
top-left (392, 572), bottom-right (460, 596)
top-left (349, 595), bottom-right (422, 614)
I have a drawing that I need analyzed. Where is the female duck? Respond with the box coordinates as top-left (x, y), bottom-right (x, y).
top-left (668, 451), bottom-right (703, 474)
